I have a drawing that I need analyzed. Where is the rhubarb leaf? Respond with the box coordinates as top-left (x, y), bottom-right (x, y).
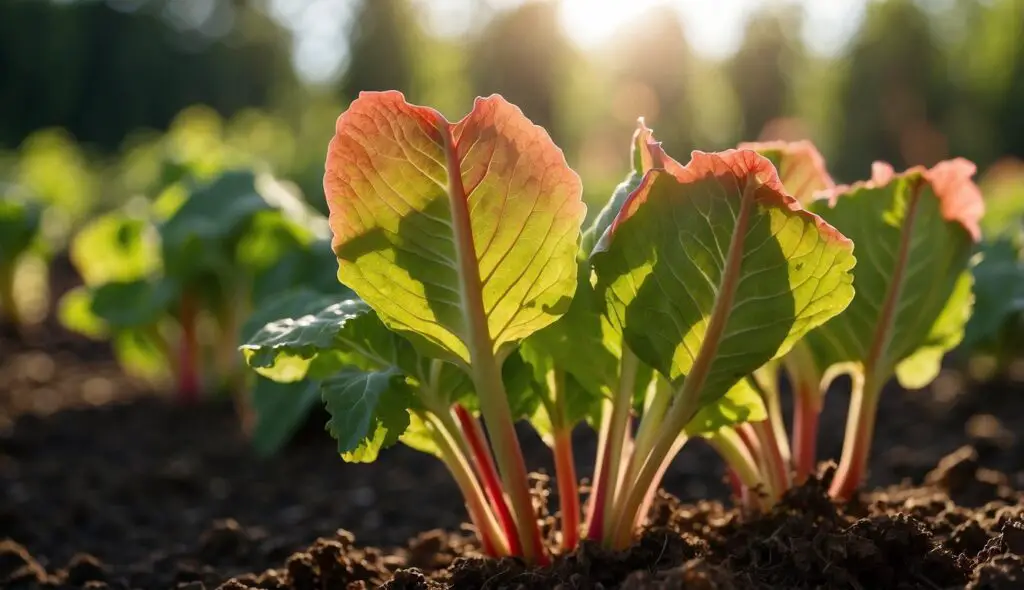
top-left (802, 160), bottom-right (983, 387)
top-left (242, 293), bottom-right (410, 382)
top-left (963, 238), bottom-right (1024, 349)
top-left (685, 378), bottom-right (767, 436)
top-left (70, 212), bottom-right (160, 285)
top-left (400, 412), bottom-right (442, 458)
top-left (0, 198), bottom-right (42, 268)
top-left (324, 91), bottom-right (585, 365)
top-left (520, 260), bottom-right (619, 406)
top-left (592, 149), bottom-right (855, 409)
top-left (90, 279), bottom-right (176, 329)
top-left (738, 141), bottom-right (834, 205)
top-left (322, 368), bottom-right (414, 462)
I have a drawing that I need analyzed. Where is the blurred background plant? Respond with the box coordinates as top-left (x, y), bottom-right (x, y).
top-left (2, 0), bottom-right (1023, 391)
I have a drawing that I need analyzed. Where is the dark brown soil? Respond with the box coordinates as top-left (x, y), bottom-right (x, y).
top-left (2, 273), bottom-right (1024, 589)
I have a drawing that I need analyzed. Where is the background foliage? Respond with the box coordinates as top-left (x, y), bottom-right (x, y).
top-left (2, 0), bottom-right (1022, 224)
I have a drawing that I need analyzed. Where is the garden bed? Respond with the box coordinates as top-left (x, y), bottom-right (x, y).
top-left (2, 320), bottom-right (1023, 589)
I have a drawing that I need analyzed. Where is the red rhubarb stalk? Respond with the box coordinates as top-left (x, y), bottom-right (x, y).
top-left (553, 428), bottom-right (580, 551)
top-left (177, 293), bottom-right (201, 403)
top-left (753, 420), bottom-right (789, 500)
top-left (548, 369), bottom-right (580, 551)
top-left (453, 404), bottom-right (524, 556)
top-left (792, 381), bottom-right (821, 483)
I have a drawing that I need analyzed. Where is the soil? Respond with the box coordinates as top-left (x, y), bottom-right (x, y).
top-left (2, 267), bottom-right (1024, 589)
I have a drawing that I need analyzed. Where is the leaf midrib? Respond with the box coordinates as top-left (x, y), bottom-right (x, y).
top-left (864, 181), bottom-right (923, 377)
top-left (676, 176), bottom-right (757, 407)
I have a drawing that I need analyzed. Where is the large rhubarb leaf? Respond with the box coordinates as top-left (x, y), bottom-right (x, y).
top-left (591, 149), bottom-right (855, 409)
top-left (802, 160), bottom-right (983, 387)
top-left (323, 91), bottom-right (585, 365)
top-left (322, 368), bottom-right (414, 462)
top-left (738, 141), bottom-right (834, 205)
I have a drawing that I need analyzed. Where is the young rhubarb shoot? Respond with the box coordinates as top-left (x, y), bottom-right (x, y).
top-left (323, 91), bottom-right (585, 564)
top-left (590, 146), bottom-right (856, 548)
top-left (796, 160), bottom-right (983, 499)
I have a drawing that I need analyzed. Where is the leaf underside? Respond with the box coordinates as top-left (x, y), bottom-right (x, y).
top-left (592, 149), bottom-right (856, 408)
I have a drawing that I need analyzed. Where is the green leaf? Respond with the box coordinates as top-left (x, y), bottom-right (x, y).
top-left (241, 293), bottom-right (414, 382)
top-left (159, 170), bottom-right (315, 284)
top-left (685, 378), bottom-right (767, 436)
top-left (581, 119), bottom-right (655, 256)
top-left (399, 411), bottom-right (443, 458)
top-left (69, 212), bottom-right (160, 286)
top-left (324, 91), bottom-right (586, 365)
top-left (591, 149), bottom-right (856, 409)
top-left (0, 196), bottom-right (42, 268)
top-left (322, 368), bottom-right (414, 463)
top-left (112, 329), bottom-right (171, 380)
top-left (522, 261), bottom-right (619, 405)
top-left (58, 286), bottom-right (108, 339)
top-left (963, 238), bottom-right (1024, 349)
top-left (159, 170), bottom-right (271, 253)
top-left (250, 378), bottom-right (323, 456)
top-left (737, 140), bottom-right (835, 205)
top-left (803, 159), bottom-right (983, 388)
top-left (90, 279), bottom-right (176, 329)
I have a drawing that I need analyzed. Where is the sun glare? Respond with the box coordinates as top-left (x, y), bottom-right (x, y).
top-left (557, 0), bottom-right (668, 47)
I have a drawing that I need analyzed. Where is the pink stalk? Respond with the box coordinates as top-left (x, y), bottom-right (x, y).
top-left (792, 380), bottom-right (821, 483)
top-left (829, 374), bottom-right (880, 500)
top-left (553, 428), bottom-right (580, 551)
top-left (736, 423), bottom-right (762, 465)
top-left (586, 349), bottom-right (639, 543)
top-left (726, 467), bottom-right (744, 501)
top-left (426, 410), bottom-right (507, 557)
top-left (177, 294), bottom-right (201, 403)
top-left (453, 404), bottom-right (523, 556)
top-left (546, 369), bottom-right (580, 552)
top-left (752, 420), bottom-right (789, 500)
top-left (631, 434), bottom-right (687, 531)
top-left (584, 427), bottom-right (613, 541)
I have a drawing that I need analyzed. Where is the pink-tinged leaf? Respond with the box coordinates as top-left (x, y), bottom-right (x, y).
top-left (592, 148), bottom-right (855, 407)
top-left (804, 158), bottom-right (984, 388)
top-left (804, 158), bottom-right (983, 499)
top-left (737, 140), bottom-right (835, 205)
top-left (324, 91), bottom-right (586, 364)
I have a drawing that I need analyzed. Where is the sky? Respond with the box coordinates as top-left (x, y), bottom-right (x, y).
top-left (268, 0), bottom-right (870, 85)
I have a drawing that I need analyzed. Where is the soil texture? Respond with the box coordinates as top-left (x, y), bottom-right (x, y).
top-left (3, 281), bottom-right (1024, 588)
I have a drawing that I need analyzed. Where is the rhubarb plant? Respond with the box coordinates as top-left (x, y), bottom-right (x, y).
top-left (587, 139), bottom-right (855, 547)
top-left (240, 92), bottom-right (863, 564)
top-left (726, 141), bottom-right (984, 502)
top-left (0, 185), bottom-right (43, 328)
top-left (60, 169), bottom-right (322, 413)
